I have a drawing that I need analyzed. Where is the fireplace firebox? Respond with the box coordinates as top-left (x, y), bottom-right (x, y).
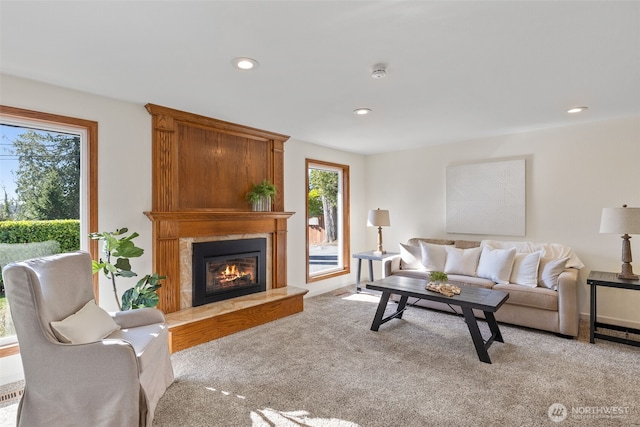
top-left (192, 238), bottom-right (267, 306)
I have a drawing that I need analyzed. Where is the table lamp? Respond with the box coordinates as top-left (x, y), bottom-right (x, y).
top-left (600, 204), bottom-right (640, 280)
top-left (368, 208), bottom-right (390, 256)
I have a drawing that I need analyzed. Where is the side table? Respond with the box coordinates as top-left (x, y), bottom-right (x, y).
top-left (587, 270), bottom-right (640, 347)
top-left (352, 251), bottom-right (399, 293)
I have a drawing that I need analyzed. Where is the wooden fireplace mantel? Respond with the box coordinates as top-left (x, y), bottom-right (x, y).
top-left (144, 210), bottom-right (295, 222)
top-left (144, 104), bottom-right (293, 314)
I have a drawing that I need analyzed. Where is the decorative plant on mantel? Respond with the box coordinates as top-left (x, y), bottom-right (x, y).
top-left (89, 228), bottom-right (165, 311)
top-left (245, 179), bottom-right (277, 212)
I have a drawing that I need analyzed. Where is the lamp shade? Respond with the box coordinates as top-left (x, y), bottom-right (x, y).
top-left (600, 206), bottom-right (640, 234)
top-left (367, 209), bottom-right (390, 227)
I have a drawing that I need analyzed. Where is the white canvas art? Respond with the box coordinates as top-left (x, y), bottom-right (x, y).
top-left (446, 159), bottom-right (525, 236)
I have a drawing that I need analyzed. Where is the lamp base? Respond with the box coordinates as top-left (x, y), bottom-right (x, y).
top-left (617, 272), bottom-right (639, 281)
top-left (618, 236), bottom-right (639, 280)
top-left (373, 250), bottom-right (387, 256)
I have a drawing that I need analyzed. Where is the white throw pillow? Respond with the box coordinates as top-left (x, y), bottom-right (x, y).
top-left (51, 299), bottom-right (120, 344)
top-left (510, 251), bottom-right (542, 287)
top-left (444, 246), bottom-right (482, 276)
top-left (399, 243), bottom-right (424, 270)
top-left (481, 239), bottom-right (585, 269)
top-left (538, 257), bottom-right (569, 290)
top-left (476, 246), bottom-right (516, 284)
top-left (418, 241), bottom-right (449, 272)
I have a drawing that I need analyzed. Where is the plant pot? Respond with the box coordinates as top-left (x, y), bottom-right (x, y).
top-left (251, 195), bottom-right (272, 212)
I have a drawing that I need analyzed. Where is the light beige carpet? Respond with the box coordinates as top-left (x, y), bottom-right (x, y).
top-left (152, 289), bottom-right (639, 426)
top-left (1, 289), bottom-right (638, 426)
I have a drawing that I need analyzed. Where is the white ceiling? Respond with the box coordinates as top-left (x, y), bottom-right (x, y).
top-left (1, 1), bottom-right (639, 155)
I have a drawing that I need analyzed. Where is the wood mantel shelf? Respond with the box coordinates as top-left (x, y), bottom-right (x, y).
top-left (144, 210), bottom-right (295, 221)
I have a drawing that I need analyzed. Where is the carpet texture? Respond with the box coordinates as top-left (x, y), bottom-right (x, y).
top-left (151, 290), bottom-right (639, 426)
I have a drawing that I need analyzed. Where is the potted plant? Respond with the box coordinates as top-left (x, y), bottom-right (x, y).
top-left (429, 271), bottom-right (448, 284)
top-left (89, 228), bottom-right (165, 311)
top-left (245, 179), bottom-right (276, 211)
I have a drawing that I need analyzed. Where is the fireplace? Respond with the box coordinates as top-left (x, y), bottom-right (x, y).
top-left (192, 238), bottom-right (267, 306)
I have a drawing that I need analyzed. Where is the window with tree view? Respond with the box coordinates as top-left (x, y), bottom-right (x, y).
top-left (306, 159), bottom-right (350, 282)
top-left (0, 114), bottom-right (92, 348)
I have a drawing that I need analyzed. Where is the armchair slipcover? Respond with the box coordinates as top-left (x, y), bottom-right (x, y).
top-left (2, 251), bottom-right (174, 426)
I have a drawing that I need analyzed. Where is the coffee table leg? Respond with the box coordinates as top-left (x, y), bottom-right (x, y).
top-left (462, 307), bottom-right (492, 364)
top-left (484, 312), bottom-right (503, 343)
top-left (396, 295), bottom-right (408, 319)
top-left (370, 291), bottom-right (391, 331)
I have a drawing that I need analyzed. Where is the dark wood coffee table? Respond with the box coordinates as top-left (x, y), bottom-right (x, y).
top-left (366, 275), bottom-right (509, 364)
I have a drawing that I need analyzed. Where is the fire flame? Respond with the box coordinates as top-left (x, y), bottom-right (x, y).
top-left (219, 264), bottom-right (252, 282)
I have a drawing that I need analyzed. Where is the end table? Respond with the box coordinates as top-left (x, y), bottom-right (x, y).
top-left (587, 270), bottom-right (640, 347)
top-left (352, 251), bottom-right (399, 293)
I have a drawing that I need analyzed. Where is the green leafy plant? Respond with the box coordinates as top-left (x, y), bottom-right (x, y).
top-left (89, 228), bottom-right (164, 311)
top-left (429, 271), bottom-right (448, 283)
top-left (121, 273), bottom-right (163, 310)
top-left (245, 179), bottom-right (277, 203)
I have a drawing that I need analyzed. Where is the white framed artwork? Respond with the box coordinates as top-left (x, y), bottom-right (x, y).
top-left (446, 159), bottom-right (525, 236)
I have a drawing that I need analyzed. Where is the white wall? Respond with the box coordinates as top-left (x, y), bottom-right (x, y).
top-left (284, 139), bottom-right (367, 297)
top-left (366, 115), bottom-right (640, 327)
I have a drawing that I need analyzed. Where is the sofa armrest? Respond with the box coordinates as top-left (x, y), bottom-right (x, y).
top-left (556, 268), bottom-right (579, 337)
top-left (382, 255), bottom-right (402, 278)
top-left (112, 307), bottom-right (166, 329)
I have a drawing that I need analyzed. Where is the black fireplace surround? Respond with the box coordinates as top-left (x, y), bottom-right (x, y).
top-left (192, 238), bottom-right (267, 306)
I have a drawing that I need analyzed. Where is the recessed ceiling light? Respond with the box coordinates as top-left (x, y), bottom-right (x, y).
top-left (567, 106), bottom-right (588, 114)
top-left (353, 108), bottom-right (372, 115)
top-left (232, 57), bottom-right (259, 70)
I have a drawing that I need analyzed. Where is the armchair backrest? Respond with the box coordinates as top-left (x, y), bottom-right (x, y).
top-left (2, 251), bottom-right (95, 348)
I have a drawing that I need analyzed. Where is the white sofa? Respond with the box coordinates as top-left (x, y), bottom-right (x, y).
top-left (382, 238), bottom-right (584, 337)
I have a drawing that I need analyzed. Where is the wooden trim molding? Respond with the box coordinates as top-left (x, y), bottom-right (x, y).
top-left (0, 343), bottom-right (19, 357)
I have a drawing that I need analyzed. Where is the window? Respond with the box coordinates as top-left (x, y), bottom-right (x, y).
top-left (0, 106), bottom-right (98, 356)
top-left (306, 159), bottom-right (350, 282)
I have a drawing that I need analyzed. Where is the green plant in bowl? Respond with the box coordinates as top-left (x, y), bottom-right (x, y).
top-left (429, 271), bottom-right (448, 283)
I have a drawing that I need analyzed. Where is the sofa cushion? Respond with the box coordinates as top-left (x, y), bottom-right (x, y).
top-left (407, 238), bottom-right (455, 247)
top-left (454, 240), bottom-right (481, 249)
top-left (476, 246), bottom-right (516, 284)
top-left (447, 274), bottom-right (495, 289)
top-left (444, 246), bottom-right (481, 276)
top-left (418, 241), bottom-right (450, 272)
top-left (399, 243), bottom-right (424, 270)
top-left (510, 251), bottom-right (542, 288)
top-left (391, 269), bottom-right (437, 280)
top-left (50, 299), bottom-right (121, 344)
top-left (481, 239), bottom-right (584, 269)
top-left (538, 257), bottom-right (569, 290)
top-left (493, 283), bottom-right (558, 311)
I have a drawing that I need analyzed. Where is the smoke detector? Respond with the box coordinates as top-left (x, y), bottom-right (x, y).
top-left (371, 63), bottom-right (387, 79)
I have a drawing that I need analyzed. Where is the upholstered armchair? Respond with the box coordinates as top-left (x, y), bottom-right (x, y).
top-left (2, 251), bottom-right (174, 427)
